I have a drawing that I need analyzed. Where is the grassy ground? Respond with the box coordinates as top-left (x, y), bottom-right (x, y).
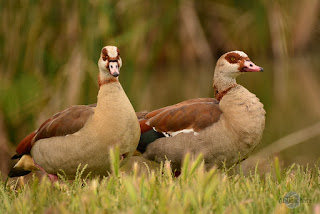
top-left (1, 154), bottom-right (319, 214)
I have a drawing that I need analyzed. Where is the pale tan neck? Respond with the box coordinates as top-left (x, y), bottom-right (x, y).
top-left (213, 73), bottom-right (238, 100)
top-left (96, 81), bottom-right (123, 109)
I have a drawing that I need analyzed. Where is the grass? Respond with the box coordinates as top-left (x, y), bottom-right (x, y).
top-left (1, 153), bottom-right (319, 213)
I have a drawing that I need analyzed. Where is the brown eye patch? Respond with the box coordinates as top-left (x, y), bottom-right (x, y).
top-left (102, 48), bottom-right (108, 61)
top-left (225, 52), bottom-right (241, 64)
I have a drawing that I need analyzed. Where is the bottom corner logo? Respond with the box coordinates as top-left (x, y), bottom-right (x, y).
top-left (280, 191), bottom-right (300, 209)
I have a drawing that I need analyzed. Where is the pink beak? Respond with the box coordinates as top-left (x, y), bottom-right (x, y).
top-left (108, 62), bottom-right (120, 77)
top-left (242, 60), bottom-right (264, 72)
top-left (110, 68), bottom-right (119, 77)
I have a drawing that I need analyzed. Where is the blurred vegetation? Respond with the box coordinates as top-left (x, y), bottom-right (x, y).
top-left (0, 0), bottom-right (320, 176)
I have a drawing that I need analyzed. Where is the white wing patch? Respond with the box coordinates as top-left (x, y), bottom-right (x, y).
top-left (152, 127), bottom-right (198, 137)
top-left (168, 129), bottom-right (197, 137)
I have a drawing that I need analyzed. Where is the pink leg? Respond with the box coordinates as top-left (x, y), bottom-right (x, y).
top-left (47, 173), bottom-right (59, 182)
top-left (34, 161), bottom-right (58, 183)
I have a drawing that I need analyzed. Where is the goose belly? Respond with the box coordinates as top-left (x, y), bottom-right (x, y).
top-left (31, 131), bottom-right (118, 178)
top-left (142, 120), bottom-right (248, 170)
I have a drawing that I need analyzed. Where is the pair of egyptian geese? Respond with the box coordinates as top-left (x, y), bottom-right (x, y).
top-left (9, 46), bottom-right (265, 181)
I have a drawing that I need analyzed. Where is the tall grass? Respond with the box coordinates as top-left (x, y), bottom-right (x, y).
top-left (1, 156), bottom-right (319, 213)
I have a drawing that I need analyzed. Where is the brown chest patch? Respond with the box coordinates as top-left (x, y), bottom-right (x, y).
top-left (98, 74), bottom-right (119, 88)
top-left (214, 85), bottom-right (237, 101)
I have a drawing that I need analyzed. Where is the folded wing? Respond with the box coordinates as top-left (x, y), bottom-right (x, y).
top-left (13, 105), bottom-right (96, 159)
top-left (137, 98), bottom-right (222, 153)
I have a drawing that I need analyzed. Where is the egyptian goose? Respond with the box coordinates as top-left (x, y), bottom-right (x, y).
top-left (9, 46), bottom-right (141, 180)
top-left (137, 51), bottom-right (266, 171)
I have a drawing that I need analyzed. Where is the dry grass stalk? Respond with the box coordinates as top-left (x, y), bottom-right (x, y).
top-left (292, 0), bottom-right (320, 53)
top-left (180, 0), bottom-right (214, 67)
top-left (252, 121), bottom-right (320, 159)
top-left (0, 110), bottom-right (11, 178)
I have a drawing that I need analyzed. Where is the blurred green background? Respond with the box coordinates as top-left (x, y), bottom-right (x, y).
top-left (0, 0), bottom-right (319, 177)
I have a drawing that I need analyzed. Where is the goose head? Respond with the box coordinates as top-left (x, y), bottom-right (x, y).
top-left (215, 51), bottom-right (263, 78)
top-left (213, 51), bottom-right (263, 95)
top-left (98, 46), bottom-right (122, 79)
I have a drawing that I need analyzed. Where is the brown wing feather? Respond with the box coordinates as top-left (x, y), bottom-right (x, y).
top-left (136, 111), bottom-right (148, 120)
top-left (139, 98), bottom-right (222, 134)
top-left (144, 98), bottom-right (217, 119)
top-left (15, 105), bottom-right (95, 156)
